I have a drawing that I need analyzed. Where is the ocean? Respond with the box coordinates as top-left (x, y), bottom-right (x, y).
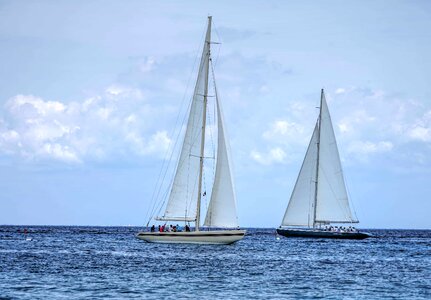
top-left (0, 226), bottom-right (430, 299)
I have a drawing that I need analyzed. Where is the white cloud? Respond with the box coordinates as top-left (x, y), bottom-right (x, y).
top-left (263, 120), bottom-right (304, 140)
top-left (335, 88), bottom-right (346, 95)
top-left (0, 88), bottom-right (171, 163)
top-left (126, 130), bottom-right (171, 156)
top-left (249, 119), bottom-right (309, 166)
top-left (329, 88), bottom-right (431, 164)
top-left (250, 87), bottom-right (431, 167)
top-left (347, 140), bottom-right (393, 155)
top-left (408, 126), bottom-right (431, 142)
top-left (250, 147), bottom-right (286, 165)
top-left (406, 110), bottom-right (431, 142)
top-left (105, 85), bottom-right (143, 100)
top-left (7, 94), bottom-right (66, 116)
top-left (40, 143), bottom-right (80, 163)
top-left (138, 56), bottom-right (156, 73)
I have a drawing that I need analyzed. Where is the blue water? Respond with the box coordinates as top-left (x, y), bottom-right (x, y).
top-left (0, 227), bottom-right (430, 299)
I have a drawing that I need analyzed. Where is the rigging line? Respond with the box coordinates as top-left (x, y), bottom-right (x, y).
top-left (202, 165), bottom-right (208, 213)
top-left (185, 150), bottom-right (191, 219)
top-left (163, 110), bottom-right (205, 212)
top-left (154, 108), bottom-right (194, 221)
top-left (151, 21), bottom-right (210, 219)
top-left (153, 191), bottom-right (168, 221)
top-left (209, 60), bottom-right (217, 179)
top-left (202, 97), bottom-right (215, 221)
top-left (145, 23), bottom-right (207, 224)
top-left (184, 169), bottom-right (200, 221)
top-left (343, 166), bottom-right (359, 222)
top-left (206, 90), bottom-right (216, 174)
top-left (160, 58), bottom-right (210, 222)
top-left (146, 106), bottom-right (189, 223)
top-left (146, 75), bottom-right (196, 224)
top-left (212, 20), bottom-right (223, 68)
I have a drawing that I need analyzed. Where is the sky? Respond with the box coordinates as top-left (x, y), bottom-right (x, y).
top-left (0, 0), bottom-right (430, 229)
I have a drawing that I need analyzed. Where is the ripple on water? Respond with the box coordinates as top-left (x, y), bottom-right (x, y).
top-left (0, 227), bottom-right (430, 299)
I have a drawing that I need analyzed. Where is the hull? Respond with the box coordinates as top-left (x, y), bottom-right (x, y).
top-left (136, 230), bottom-right (246, 245)
top-left (277, 228), bottom-right (371, 240)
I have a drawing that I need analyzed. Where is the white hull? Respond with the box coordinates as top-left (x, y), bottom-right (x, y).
top-left (136, 230), bottom-right (246, 245)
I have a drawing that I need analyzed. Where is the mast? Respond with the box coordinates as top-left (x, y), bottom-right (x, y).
top-left (195, 16), bottom-right (212, 231)
top-left (313, 89), bottom-right (324, 228)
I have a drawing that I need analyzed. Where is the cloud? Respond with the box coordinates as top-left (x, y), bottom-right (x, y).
top-left (347, 140), bottom-right (393, 155)
top-left (126, 130), bottom-right (171, 156)
top-left (0, 86), bottom-right (171, 163)
top-left (335, 88), bottom-right (346, 95)
top-left (262, 120), bottom-right (304, 141)
top-left (406, 110), bottom-right (431, 142)
top-left (215, 26), bottom-right (256, 43)
top-left (40, 143), bottom-right (80, 163)
top-left (249, 119), bottom-right (310, 166)
top-left (250, 147), bottom-right (286, 165)
top-left (408, 126), bottom-right (430, 142)
top-left (250, 87), bottom-right (431, 168)
top-left (138, 57), bottom-right (156, 73)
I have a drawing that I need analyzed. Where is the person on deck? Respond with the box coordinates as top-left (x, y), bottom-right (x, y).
top-left (150, 225), bottom-right (155, 232)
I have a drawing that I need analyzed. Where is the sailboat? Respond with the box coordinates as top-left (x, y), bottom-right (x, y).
top-left (136, 17), bottom-right (245, 245)
top-left (277, 90), bottom-right (371, 239)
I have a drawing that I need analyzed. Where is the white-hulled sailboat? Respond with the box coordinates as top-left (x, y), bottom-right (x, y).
top-left (137, 17), bottom-right (245, 245)
top-left (277, 90), bottom-right (371, 239)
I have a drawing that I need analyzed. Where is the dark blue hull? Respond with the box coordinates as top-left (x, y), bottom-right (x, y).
top-left (277, 228), bottom-right (371, 240)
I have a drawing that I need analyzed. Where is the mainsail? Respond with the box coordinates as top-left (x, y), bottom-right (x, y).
top-left (159, 18), bottom-right (211, 222)
top-left (281, 90), bottom-right (358, 227)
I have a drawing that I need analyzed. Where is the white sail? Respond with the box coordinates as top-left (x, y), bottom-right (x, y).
top-left (315, 94), bottom-right (358, 223)
top-left (281, 90), bottom-right (358, 228)
top-left (203, 92), bottom-right (239, 228)
top-left (281, 123), bottom-right (319, 227)
top-left (159, 21), bottom-right (211, 222)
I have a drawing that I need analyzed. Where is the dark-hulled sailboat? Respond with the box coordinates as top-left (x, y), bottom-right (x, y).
top-left (277, 90), bottom-right (371, 239)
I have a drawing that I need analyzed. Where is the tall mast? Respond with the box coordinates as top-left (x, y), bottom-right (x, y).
top-left (195, 16), bottom-right (212, 231)
top-left (313, 89), bottom-right (324, 228)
